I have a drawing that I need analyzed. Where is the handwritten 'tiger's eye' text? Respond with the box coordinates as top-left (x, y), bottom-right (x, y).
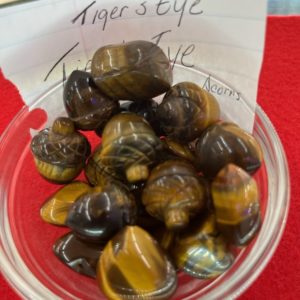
top-left (72, 0), bottom-right (204, 31)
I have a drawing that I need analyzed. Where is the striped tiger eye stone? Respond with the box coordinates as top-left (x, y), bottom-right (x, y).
top-left (173, 214), bottom-right (234, 279)
top-left (31, 117), bottom-right (91, 184)
top-left (162, 137), bottom-right (196, 163)
top-left (195, 122), bottom-right (263, 178)
top-left (66, 184), bottom-right (136, 243)
top-left (40, 181), bottom-right (91, 225)
top-left (212, 164), bottom-right (261, 246)
top-left (142, 160), bottom-right (205, 231)
top-left (97, 226), bottom-right (177, 300)
top-left (157, 82), bottom-right (220, 143)
top-left (91, 41), bottom-right (172, 101)
top-left (53, 232), bottom-right (103, 278)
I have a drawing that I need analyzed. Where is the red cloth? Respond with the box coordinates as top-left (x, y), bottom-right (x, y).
top-left (0, 16), bottom-right (299, 300)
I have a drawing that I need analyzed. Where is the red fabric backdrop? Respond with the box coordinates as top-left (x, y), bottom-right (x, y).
top-left (0, 16), bottom-right (300, 299)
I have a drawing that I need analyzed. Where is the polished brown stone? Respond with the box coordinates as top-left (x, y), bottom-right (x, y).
top-left (157, 82), bottom-right (220, 143)
top-left (63, 70), bottom-right (119, 131)
top-left (91, 41), bottom-right (172, 101)
top-left (66, 184), bottom-right (137, 243)
top-left (40, 181), bottom-right (91, 225)
top-left (173, 213), bottom-right (234, 279)
top-left (31, 117), bottom-right (91, 183)
top-left (195, 122), bottom-right (263, 178)
top-left (53, 232), bottom-right (103, 278)
top-left (142, 160), bottom-right (205, 231)
top-left (97, 226), bottom-right (177, 300)
top-left (211, 164), bottom-right (261, 246)
top-left (99, 113), bottom-right (162, 183)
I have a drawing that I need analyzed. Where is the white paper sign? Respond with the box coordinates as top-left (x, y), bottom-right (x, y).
top-left (0, 0), bottom-right (267, 131)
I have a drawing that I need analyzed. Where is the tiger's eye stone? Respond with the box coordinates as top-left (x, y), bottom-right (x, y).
top-left (162, 137), bottom-right (196, 163)
top-left (142, 160), bottom-right (205, 231)
top-left (97, 226), bottom-right (177, 300)
top-left (31, 117), bottom-right (91, 184)
top-left (63, 70), bottom-right (120, 131)
top-left (91, 40), bottom-right (172, 101)
top-left (173, 213), bottom-right (234, 279)
top-left (211, 164), bottom-right (261, 246)
top-left (85, 145), bottom-right (121, 186)
top-left (99, 113), bottom-right (162, 183)
top-left (151, 227), bottom-right (176, 252)
top-left (40, 181), bottom-right (91, 225)
top-left (157, 82), bottom-right (220, 143)
top-left (128, 182), bottom-right (163, 230)
top-left (120, 99), bottom-right (162, 135)
top-left (66, 184), bottom-right (137, 243)
top-left (195, 122), bottom-right (263, 178)
top-left (53, 232), bottom-right (103, 278)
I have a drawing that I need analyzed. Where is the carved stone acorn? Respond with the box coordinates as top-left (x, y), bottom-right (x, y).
top-left (195, 122), bottom-right (263, 178)
top-left (97, 226), bottom-right (177, 300)
top-left (211, 164), bottom-right (261, 246)
top-left (63, 70), bottom-right (119, 131)
top-left (157, 82), bottom-right (220, 143)
top-left (120, 99), bottom-right (163, 136)
top-left (40, 181), bottom-right (91, 226)
top-left (30, 117), bottom-right (91, 184)
top-left (173, 213), bottom-right (234, 279)
top-left (142, 160), bottom-right (205, 231)
top-left (91, 40), bottom-right (172, 101)
top-left (66, 183), bottom-right (137, 243)
top-left (97, 113), bottom-right (163, 183)
top-left (53, 232), bottom-right (103, 278)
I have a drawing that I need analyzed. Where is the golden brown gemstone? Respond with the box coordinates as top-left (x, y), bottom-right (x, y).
top-left (91, 41), bottom-right (172, 101)
top-left (97, 226), bottom-right (177, 300)
top-left (120, 99), bottom-right (163, 136)
top-left (53, 232), bottom-right (103, 278)
top-left (151, 227), bottom-right (176, 252)
top-left (127, 182), bottom-right (163, 230)
top-left (85, 144), bottom-right (121, 186)
top-left (211, 164), bottom-right (261, 246)
top-left (195, 122), bottom-right (263, 178)
top-left (173, 213), bottom-right (234, 279)
top-left (66, 183), bottom-right (137, 243)
top-left (157, 82), bottom-right (220, 143)
top-left (162, 137), bottom-right (196, 163)
top-left (99, 113), bottom-right (162, 183)
top-left (63, 70), bottom-right (119, 131)
top-left (142, 160), bottom-right (205, 231)
top-left (31, 117), bottom-right (91, 184)
top-left (40, 181), bottom-right (91, 225)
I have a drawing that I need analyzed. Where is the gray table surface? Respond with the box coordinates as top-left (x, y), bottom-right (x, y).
top-left (268, 0), bottom-right (300, 14)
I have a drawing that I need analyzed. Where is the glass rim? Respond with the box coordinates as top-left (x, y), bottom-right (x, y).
top-left (0, 76), bottom-right (290, 300)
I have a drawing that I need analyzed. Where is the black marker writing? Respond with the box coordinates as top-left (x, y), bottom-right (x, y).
top-left (136, 1), bottom-right (147, 15)
top-left (91, 5), bottom-right (129, 30)
top-left (72, 1), bottom-right (96, 25)
top-left (155, 0), bottom-right (204, 27)
top-left (71, 0), bottom-right (204, 31)
top-left (152, 29), bottom-right (195, 69)
top-left (168, 45), bottom-right (182, 69)
top-left (174, 0), bottom-right (188, 27)
top-left (189, 0), bottom-right (204, 15)
top-left (181, 44), bottom-right (195, 67)
top-left (156, 0), bottom-right (171, 15)
top-left (44, 42), bottom-right (80, 82)
top-left (151, 29), bottom-right (172, 45)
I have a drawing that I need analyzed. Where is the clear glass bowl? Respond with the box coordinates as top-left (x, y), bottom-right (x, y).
top-left (0, 66), bottom-right (290, 300)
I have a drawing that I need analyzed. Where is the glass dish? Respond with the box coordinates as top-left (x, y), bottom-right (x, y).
top-left (0, 65), bottom-right (290, 300)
